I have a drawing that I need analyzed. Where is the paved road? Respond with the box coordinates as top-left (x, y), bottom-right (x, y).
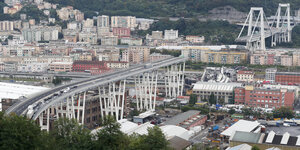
top-left (189, 127), bottom-right (209, 144)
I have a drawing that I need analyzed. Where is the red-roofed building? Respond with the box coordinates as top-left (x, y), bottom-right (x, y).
top-left (237, 70), bottom-right (254, 82)
top-left (72, 61), bottom-right (110, 75)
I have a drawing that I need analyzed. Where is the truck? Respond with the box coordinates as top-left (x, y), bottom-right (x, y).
top-left (209, 125), bottom-right (219, 132)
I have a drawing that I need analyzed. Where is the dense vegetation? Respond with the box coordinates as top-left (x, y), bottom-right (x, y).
top-left (143, 19), bottom-right (240, 44)
top-left (150, 49), bottom-right (181, 57)
top-left (44, 0), bottom-right (300, 18)
top-left (0, 113), bottom-right (170, 150)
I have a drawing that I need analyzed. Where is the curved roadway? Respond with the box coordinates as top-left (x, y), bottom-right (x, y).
top-left (5, 57), bottom-right (187, 120)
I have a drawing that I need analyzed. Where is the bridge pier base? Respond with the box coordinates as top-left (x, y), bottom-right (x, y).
top-left (38, 108), bottom-right (50, 131)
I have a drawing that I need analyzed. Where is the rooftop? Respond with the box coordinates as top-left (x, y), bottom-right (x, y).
top-left (193, 82), bottom-right (242, 92)
top-left (163, 110), bottom-right (202, 126)
top-left (221, 120), bottom-right (260, 137)
top-left (237, 70), bottom-right (254, 75)
top-left (0, 82), bottom-right (49, 99)
top-left (168, 136), bottom-right (192, 150)
top-left (134, 111), bottom-right (155, 119)
top-left (276, 72), bottom-right (300, 76)
top-left (227, 144), bottom-right (252, 150)
top-left (230, 131), bottom-right (262, 143)
top-left (51, 62), bottom-right (73, 65)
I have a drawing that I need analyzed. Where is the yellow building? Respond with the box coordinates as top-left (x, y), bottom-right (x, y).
top-left (203, 50), bottom-right (248, 64)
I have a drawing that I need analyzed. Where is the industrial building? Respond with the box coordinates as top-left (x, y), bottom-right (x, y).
top-left (234, 85), bottom-right (295, 108)
top-left (163, 110), bottom-right (207, 130)
top-left (193, 82), bottom-right (242, 103)
top-left (230, 131), bottom-right (300, 150)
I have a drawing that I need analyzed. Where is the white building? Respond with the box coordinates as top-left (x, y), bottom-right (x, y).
top-left (164, 29), bottom-right (178, 40)
top-left (265, 68), bottom-right (277, 83)
top-left (97, 15), bottom-right (109, 27)
top-left (106, 61), bottom-right (129, 69)
top-left (17, 63), bottom-right (48, 73)
top-left (136, 18), bottom-right (155, 30)
top-left (4, 0), bottom-right (21, 6)
top-left (192, 82), bottom-right (242, 103)
top-left (186, 35), bottom-right (205, 44)
top-left (221, 120), bottom-right (261, 137)
top-left (237, 70), bottom-right (254, 82)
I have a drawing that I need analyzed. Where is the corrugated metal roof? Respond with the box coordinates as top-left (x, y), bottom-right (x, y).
top-left (228, 144), bottom-right (252, 150)
top-left (231, 131), bottom-right (262, 143)
top-left (0, 82), bottom-right (49, 99)
top-left (163, 110), bottom-right (201, 126)
top-left (221, 120), bottom-right (260, 137)
top-left (280, 132), bottom-right (290, 145)
top-left (266, 131), bottom-right (276, 143)
top-left (296, 135), bottom-right (300, 146)
top-left (193, 82), bottom-right (242, 92)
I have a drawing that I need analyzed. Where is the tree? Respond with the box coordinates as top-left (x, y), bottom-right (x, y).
top-left (93, 116), bottom-right (129, 150)
top-left (0, 112), bottom-right (45, 149)
top-left (189, 94), bottom-right (197, 105)
top-left (52, 77), bottom-right (62, 85)
top-left (7, 35), bottom-right (13, 40)
top-left (50, 118), bottom-right (93, 150)
top-left (218, 98), bottom-right (225, 105)
top-left (251, 145), bottom-right (260, 150)
top-left (273, 107), bottom-right (295, 119)
top-left (229, 108), bottom-right (236, 115)
top-left (209, 93), bottom-right (216, 105)
top-left (242, 107), bottom-right (253, 116)
top-left (143, 126), bottom-right (169, 150)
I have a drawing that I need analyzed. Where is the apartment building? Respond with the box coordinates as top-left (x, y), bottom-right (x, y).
top-left (101, 36), bottom-right (118, 46)
top-left (0, 21), bottom-right (14, 31)
top-left (164, 29), bottom-right (178, 40)
top-left (203, 51), bottom-right (248, 64)
top-left (122, 46), bottom-right (150, 64)
top-left (111, 16), bottom-right (137, 29)
top-left (49, 62), bottom-right (73, 72)
top-left (234, 85), bottom-right (295, 108)
top-left (97, 15), bottom-right (109, 27)
top-left (112, 27), bottom-right (131, 38)
top-left (106, 61), bottom-right (129, 69)
top-left (22, 26), bottom-right (59, 42)
top-left (237, 70), bottom-right (254, 82)
top-left (17, 63), bottom-right (48, 73)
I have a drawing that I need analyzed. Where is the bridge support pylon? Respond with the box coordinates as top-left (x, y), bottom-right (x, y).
top-left (98, 81), bottom-right (126, 120)
top-left (165, 63), bottom-right (185, 98)
top-left (271, 3), bottom-right (291, 47)
top-left (135, 71), bottom-right (158, 111)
